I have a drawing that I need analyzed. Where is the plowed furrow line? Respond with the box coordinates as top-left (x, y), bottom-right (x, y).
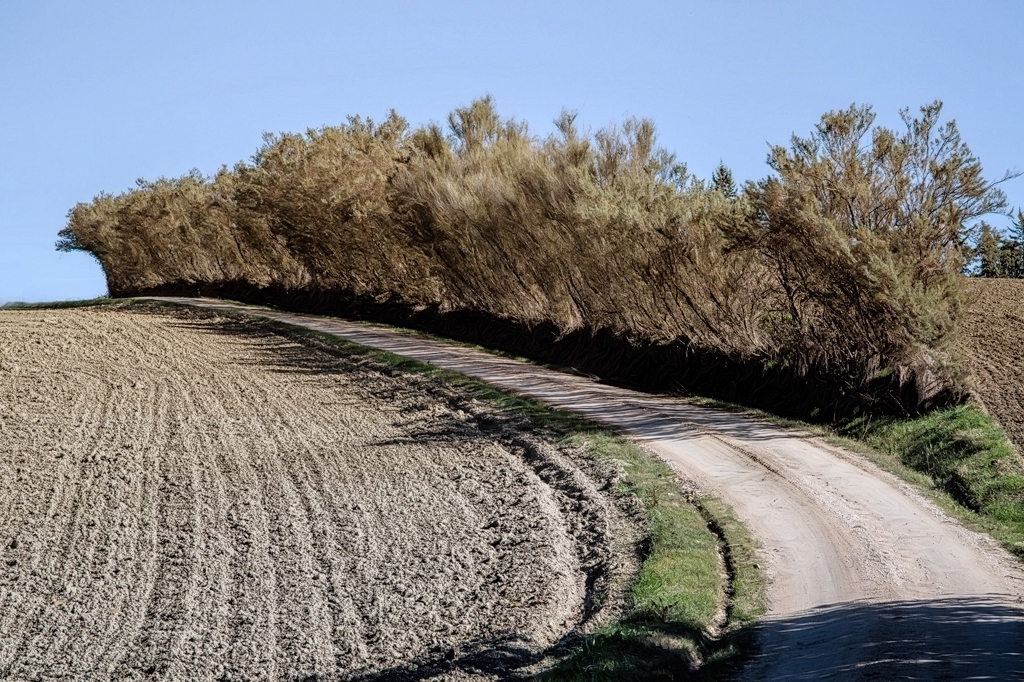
top-left (0, 306), bottom-right (638, 680)
top-left (1, 390), bottom-right (119, 676)
top-left (203, 368), bottom-right (336, 677)
top-left (183, 356), bottom-right (281, 679)
top-left (40, 318), bottom-right (162, 677)
top-left (254, 389), bottom-right (381, 670)
top-left (248, 373), bottom-right (378, 669)
top-left (84, 382), bottom-right (164, 677)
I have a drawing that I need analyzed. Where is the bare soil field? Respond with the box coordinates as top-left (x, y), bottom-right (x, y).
top-left (0, 305), bottom-right (640, 680)
top-left (959, 278), bottom-right (1024, 453)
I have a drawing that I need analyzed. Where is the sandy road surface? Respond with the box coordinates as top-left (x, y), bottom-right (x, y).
top-left (0, 306), bottom-right (639, 680)
top-left (152, 298), bottom-right (1024, 681)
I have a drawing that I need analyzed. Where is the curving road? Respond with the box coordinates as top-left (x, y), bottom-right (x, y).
top-left (150, 298), bottom-right (1024, 680)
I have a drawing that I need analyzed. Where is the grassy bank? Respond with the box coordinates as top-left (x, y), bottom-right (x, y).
top-left (392, 380), bottom-right (766, 679)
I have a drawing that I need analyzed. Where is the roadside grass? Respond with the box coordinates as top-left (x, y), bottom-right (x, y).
top-left (538, 434), bottom-right (764, 681)
top-left (129, 300), bottom-right (766, 679)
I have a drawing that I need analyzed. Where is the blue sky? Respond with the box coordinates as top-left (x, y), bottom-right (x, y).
top-left (2, 0), bottom-right (1022, 302)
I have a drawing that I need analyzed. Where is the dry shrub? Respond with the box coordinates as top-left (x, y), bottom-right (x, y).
top-left (743, 103), bottom-right (1008, 407)
top-left (59, 169), bottom-right (304, 293)
top-left (57, 98), bottom-right (1009, 417)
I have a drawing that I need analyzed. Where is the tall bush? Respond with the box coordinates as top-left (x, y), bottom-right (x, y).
top-left (743, 102), bottom-right (1007, 403)
top-left (57, 98), bottom-right (1011, 416)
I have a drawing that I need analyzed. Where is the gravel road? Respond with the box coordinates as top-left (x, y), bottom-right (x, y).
top-left (153, 298), bottom-right (1024, 681)
top-left (0, 305), bottom-right (639, 680)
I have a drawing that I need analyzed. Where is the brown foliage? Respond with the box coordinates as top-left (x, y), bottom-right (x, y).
top-left (57, 98), bottom-right (1009, 416)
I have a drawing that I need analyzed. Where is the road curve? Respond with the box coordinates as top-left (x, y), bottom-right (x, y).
top-left (149, 298), bottom-right (1024, 680)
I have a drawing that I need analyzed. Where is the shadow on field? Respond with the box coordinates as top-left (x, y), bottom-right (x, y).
top-left (737, 595), bottom-right (1024, 681)
top-left (341, 620), bottom-right (711, 682)
top-left (161, 308), bottom-right (802, 449)
top-left (342, 637), bottom-right (544, 682)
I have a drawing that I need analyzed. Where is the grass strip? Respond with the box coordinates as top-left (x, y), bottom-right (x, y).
top-left (540, 433), bottom-right (764, 681)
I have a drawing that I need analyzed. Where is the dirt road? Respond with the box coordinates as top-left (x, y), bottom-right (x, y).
top-left (153, 298), bottom-right (1024, 680)
top-left (0, 305), bottom-right (638, 680)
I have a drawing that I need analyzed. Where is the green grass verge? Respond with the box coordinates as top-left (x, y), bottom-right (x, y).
top-left (539, 434), bottom-right (764, 681)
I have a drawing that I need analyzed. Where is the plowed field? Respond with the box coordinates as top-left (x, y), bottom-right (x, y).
top-left (959, 278), bottom-right (1024, 453)
top-left (0, 306), bottom-right (638, 680)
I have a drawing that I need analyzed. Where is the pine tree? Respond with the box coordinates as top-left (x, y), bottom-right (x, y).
top-left (1004, 211), bottom-right (1024, 277)
top-left (711, 161), bottom-right (737, 199)
top-left (977, 222), bottom-right (1003, 277)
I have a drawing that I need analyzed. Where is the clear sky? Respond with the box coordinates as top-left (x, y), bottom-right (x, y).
top-left (2, 0), bottom-right (1022, 303)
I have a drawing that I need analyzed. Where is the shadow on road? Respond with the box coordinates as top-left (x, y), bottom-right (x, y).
top-left (739, 595), bottom-right (1024, 681)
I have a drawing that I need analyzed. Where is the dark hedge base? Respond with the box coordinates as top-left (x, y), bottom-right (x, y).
top-left (130, 280), bottom-right (958, 421)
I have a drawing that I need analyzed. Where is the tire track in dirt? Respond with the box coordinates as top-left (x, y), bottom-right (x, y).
top-left (154, 297), bottom-right (1024, 681)
top-left (0, 305), bottom-right (639, 680)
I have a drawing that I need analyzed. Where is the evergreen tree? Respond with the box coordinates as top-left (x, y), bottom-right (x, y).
top-left (1004, 210), bottom-right (1024, 277)
top-left (972, 214), bottom-right (1024, 278)
top-left (977, 222), bottom-right (1003, 277)
top-left (711, 161), bottom-right (737, 199)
